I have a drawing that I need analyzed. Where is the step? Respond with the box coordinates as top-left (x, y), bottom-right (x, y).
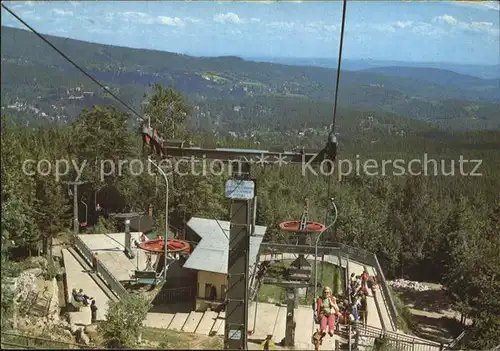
top-left (195, 311), bottom-right (218, 335)
top-left (167, 312), bottom-right (189, 331)
top-left (143, 312), bottom-right (175, 329)
top-left (210, 311), bottom-right (225, 336)
top-left (182, 311), bottom-right (204, 333)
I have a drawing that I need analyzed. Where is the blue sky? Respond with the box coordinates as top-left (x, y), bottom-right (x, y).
top-left (1, 1), bottom-right (499, 64)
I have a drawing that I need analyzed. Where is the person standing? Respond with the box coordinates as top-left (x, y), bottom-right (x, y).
top-left (92, 252), bottom-right (98, 273)
top-left (90, 300), bottom-right (98, 324)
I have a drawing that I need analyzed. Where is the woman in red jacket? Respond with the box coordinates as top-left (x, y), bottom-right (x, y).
top-left (316, 286), bottom-right (340, 337)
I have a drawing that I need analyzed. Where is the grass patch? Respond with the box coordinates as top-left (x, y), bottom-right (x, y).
top-left (201, 73), bottom-right (229, 83)
top-left (140, 327), bottom-right (223, 349)
top-left (392, 291), bottom-right (416, 333)
top-left (257, 260), bottom-right (344, 305)
top-left (241, 80), bottom-right (266, 87)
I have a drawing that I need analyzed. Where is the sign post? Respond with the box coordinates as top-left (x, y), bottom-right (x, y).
top-left (224, 162), bottom-right (255, 349)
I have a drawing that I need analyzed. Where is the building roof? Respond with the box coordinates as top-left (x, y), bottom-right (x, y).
top-left (183, 217), bottom-right (266, 274)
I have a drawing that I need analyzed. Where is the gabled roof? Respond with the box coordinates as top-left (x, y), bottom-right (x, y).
top-left (183, 217), bottom-right (266, 274)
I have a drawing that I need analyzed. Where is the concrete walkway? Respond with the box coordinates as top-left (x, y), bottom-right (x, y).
top-left (366, 266), bottom-right (394, 330)
top-left (144, 302), bottom-right (340, 350)
top-left (62, 249), bottom-right (110, 325)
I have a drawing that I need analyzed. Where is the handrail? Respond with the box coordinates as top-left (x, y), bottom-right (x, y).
top-left (73, 235), bottom-right (128, 298)
top-left (336, 242), bottom-right (399, 329)
top-left (1, 331), bottom-right (95, 349)
top-left (372, 253), bottom-right (398, 330)
top-left (448, 330), bottom-right (466, 349)
top-left (355, 323), bottom-right (445, 350)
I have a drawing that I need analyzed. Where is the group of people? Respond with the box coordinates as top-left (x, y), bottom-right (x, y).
top-left (349, 271), bottom-right (370, 296)
top-left (314, 271), bottom-right (372, 339)
top-left (71, 288), bottom-right (98, 323)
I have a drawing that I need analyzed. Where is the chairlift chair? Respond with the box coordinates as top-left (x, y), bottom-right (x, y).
top-left (80, 197), bottom-right (88, 227)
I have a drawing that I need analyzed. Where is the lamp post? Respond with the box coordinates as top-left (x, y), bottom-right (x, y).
top-left (147, 156), bottom-right (169, 280)
top-left (313, 198), bottom-right (339, 302)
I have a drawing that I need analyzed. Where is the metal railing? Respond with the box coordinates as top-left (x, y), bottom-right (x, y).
top-left (1, 331), bottom-right (94, 349)
top-left (354, 324), bottom-right (446, 351)
top-left (337, 242), bottom-right (398, 330)
top-left (73, 235), bottom-right (129, 298)
top-left (152, 285), bottom-right (196, 304)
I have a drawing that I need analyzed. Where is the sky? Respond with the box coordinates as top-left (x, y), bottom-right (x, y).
top-left (1, 1), bottom-right (499, 65)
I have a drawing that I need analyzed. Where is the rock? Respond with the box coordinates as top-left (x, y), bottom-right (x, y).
top-left (28, 256), bottom-right (48, 269)
top-left (80, 331), bottom-right (90, 345)
top-left (24, 267), bottom-right (43, 277)
top-left (84, 324), bottom-right (98, 334)
top-left (70, 324), bottom-right (80, 335)
top-left (58, 319), bottom-right (71, 329)
top-left (13, 272), bottom-right (37, 300)
top-left (388, 279), bottom-right (430, 292)
top-left (63, 329), bottom-right (73, 339)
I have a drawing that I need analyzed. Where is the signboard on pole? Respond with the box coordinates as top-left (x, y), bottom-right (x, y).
top-left (225, 180), bottom-right (255, 200)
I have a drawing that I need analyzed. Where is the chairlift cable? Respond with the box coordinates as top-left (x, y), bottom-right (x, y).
top-left (324, 0), bottom-right (347, 230)
top-left (1, 3), bottom-right (144, 122)
top-left (329, 0), bottom-right (348, 136)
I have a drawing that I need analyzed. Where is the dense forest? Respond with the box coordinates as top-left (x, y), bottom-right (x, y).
top-left (2, 82), bottom-right (499, 348)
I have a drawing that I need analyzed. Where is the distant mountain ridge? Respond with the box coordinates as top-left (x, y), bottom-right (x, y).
top-left (360, 66), bottom-right (500, 92)
top-left (246, 56), bottom-right (500, 80)
top-left (1, 26), bottom-right (499, 130)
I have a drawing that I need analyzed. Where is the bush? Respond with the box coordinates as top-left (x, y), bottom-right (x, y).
top-left (98, 294), bottom-right (151, 348)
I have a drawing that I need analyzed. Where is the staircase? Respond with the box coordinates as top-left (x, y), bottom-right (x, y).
top-left (144, 309), bottom-right (226, 336)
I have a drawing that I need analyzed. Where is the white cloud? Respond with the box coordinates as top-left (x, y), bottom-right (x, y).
top-left (250, 18), bottom-right (260, 23)
top-left (185, 17), bottom-right (201, 24)
top-left (432, 14), bottom-right (458, 25)
top-left (69, 1), bottom-right (81, 7)
top-left (303, 22), bottom-right (337, 33)
top-left (460, 20), bottom-right (499, 37)
top-left (52, 9), bottom-right (74, 16)
top-left (411, 22), bottom-right (443, 36)
top-left (431, 14), bottom-right (499, 37)
top-left (372, 23), bottom-right (397, 33)
top-left (159, 16), bottom-right (185, 27)
top-left (214, 12), bottom-right (244, 25)
top-left (394, 21), bottom-right (413, 29)
top-left (324, 24), bottom-right (337, 32)
top-left (360, 15), bottom-right (498, 38)
top-left (120, 11), bottom-right (156, 24)
top-left (267, 21), bottom-right (295, 30)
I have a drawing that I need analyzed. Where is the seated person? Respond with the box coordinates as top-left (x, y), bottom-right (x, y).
top-left (316, 286), bottom-right (340, 337)
top-left (70, 288), bottom-right (84, 310)
top-left (75, 288), bottom-right (93, 306)
top-left (71, 288), bottom-right (79, 301)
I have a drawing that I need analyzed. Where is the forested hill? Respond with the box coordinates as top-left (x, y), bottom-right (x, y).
top-left (248, 56), bottom-right (500, 80)
top-left (2, 26), bottom-right (500, 131)
top-left (360, 66), bottom-right (500, 93)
